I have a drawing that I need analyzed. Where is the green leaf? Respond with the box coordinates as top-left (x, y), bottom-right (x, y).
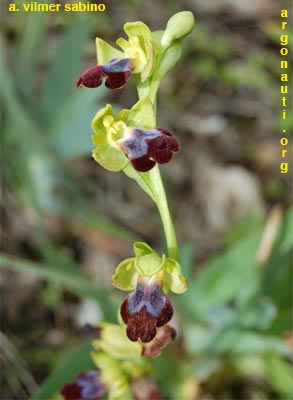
top-left (51, 88), bottom-right (106, 159)
top-left (38, 19), bottom-right (93, 126)
top-left (179, 226), bottom-right (263, 318)
top-left (263, 250), bottom-right (292, 334)
top-left (31, 341), bottom-right (95, 400)
top-left (15, 9), bottom-right (49, 98)
top-left (0, 253), bottom-right (117, 321)
top-left (185, 325), bottom-right (290, 357)
top-left (262, 209), bottom-right (293, 334)
top-left (274, 207), bottom-right (293, 255)
top-left (265, 354), bottom-right (293, 399)
top-left (213, 331), bottom-right (289, 356)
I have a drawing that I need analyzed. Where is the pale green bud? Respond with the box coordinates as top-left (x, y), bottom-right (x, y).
top-left (93, 322), bottom-right (142, 359)
top-left (91, 352), bottom-right (129, 399)
top-left (161, 11), bottom-right (195, 48)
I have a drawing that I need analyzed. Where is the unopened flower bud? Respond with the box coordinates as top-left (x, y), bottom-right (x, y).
top-left (161, 11), bottom-right (195, 48)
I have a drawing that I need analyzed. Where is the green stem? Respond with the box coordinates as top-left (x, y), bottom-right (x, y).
top-left (136, 71), bottom-right (179, 260)
top-left (149, 165), bottom-right (179, 260)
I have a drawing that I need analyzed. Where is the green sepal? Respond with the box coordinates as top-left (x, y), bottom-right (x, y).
top-left (91, 103), bottom-right (128, 171)
top-left (92, 145), bottom-right (128, 172)
top-left (163, 258), bottom-right (188, 294)
top-left (124, 97), bottom-right (156, 129)
top-left (161, 11), bottom-right (195, 48)
top-left (112, 258), bottom-right (137, 290)
top-left (135, 253), bottom-right (164, 277)
top-left (124, 21), bottom-right (152, 43)
top-left (91, 134), bottom-right (107, 146)
top-left (133, 242), bottom-right (154, 257)
top-left (159, 40), bottom-right (182, 78)
top-left (92, 322), bottom-right (142, 359)
top-left (95, 37), bottom-right (124, 64)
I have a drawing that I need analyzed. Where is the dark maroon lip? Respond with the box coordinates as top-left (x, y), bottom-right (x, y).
top-left (61, 370), bottom-right (106, 400)
top-left (120, 282), bottom-right (174, 343)
top-left (76, 58), bottom-right (134, 90)
top-left (119, 127), bottom-right (180, 172)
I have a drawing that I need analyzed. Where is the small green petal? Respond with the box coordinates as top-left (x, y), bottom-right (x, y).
top-left (92, 145), bottom-right (128, 172)
top-left (133, 242), bottom-right (154, 257)
top-left (96, 37), bottom-right (124, 64)
top-left (117, 36), bottom-right (148, 75)
top-left (116, 37), bottom-right (129, 52)
top-left (112, 258), bottom-right (137, 290)
top-left (135, 253), bottom-right (164, 277)
top-left (163, 258), bottom-right (188, 294)
top-left (124, 97), bottom-right (156, 129)
top-left (93, 322), bottom-right (142, 359)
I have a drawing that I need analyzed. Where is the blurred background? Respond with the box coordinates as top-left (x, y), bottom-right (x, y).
top-left (1, 0), bottom-right (292, 399)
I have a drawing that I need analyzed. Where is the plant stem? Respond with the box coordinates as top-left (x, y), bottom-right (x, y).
top-left (136, 74), bottom-right (179, 260)
top-left (149, 165), bottom-right (179, 260)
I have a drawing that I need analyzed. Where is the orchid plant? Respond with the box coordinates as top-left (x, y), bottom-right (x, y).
top-left (61, 11), bottom-right (194, 400)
